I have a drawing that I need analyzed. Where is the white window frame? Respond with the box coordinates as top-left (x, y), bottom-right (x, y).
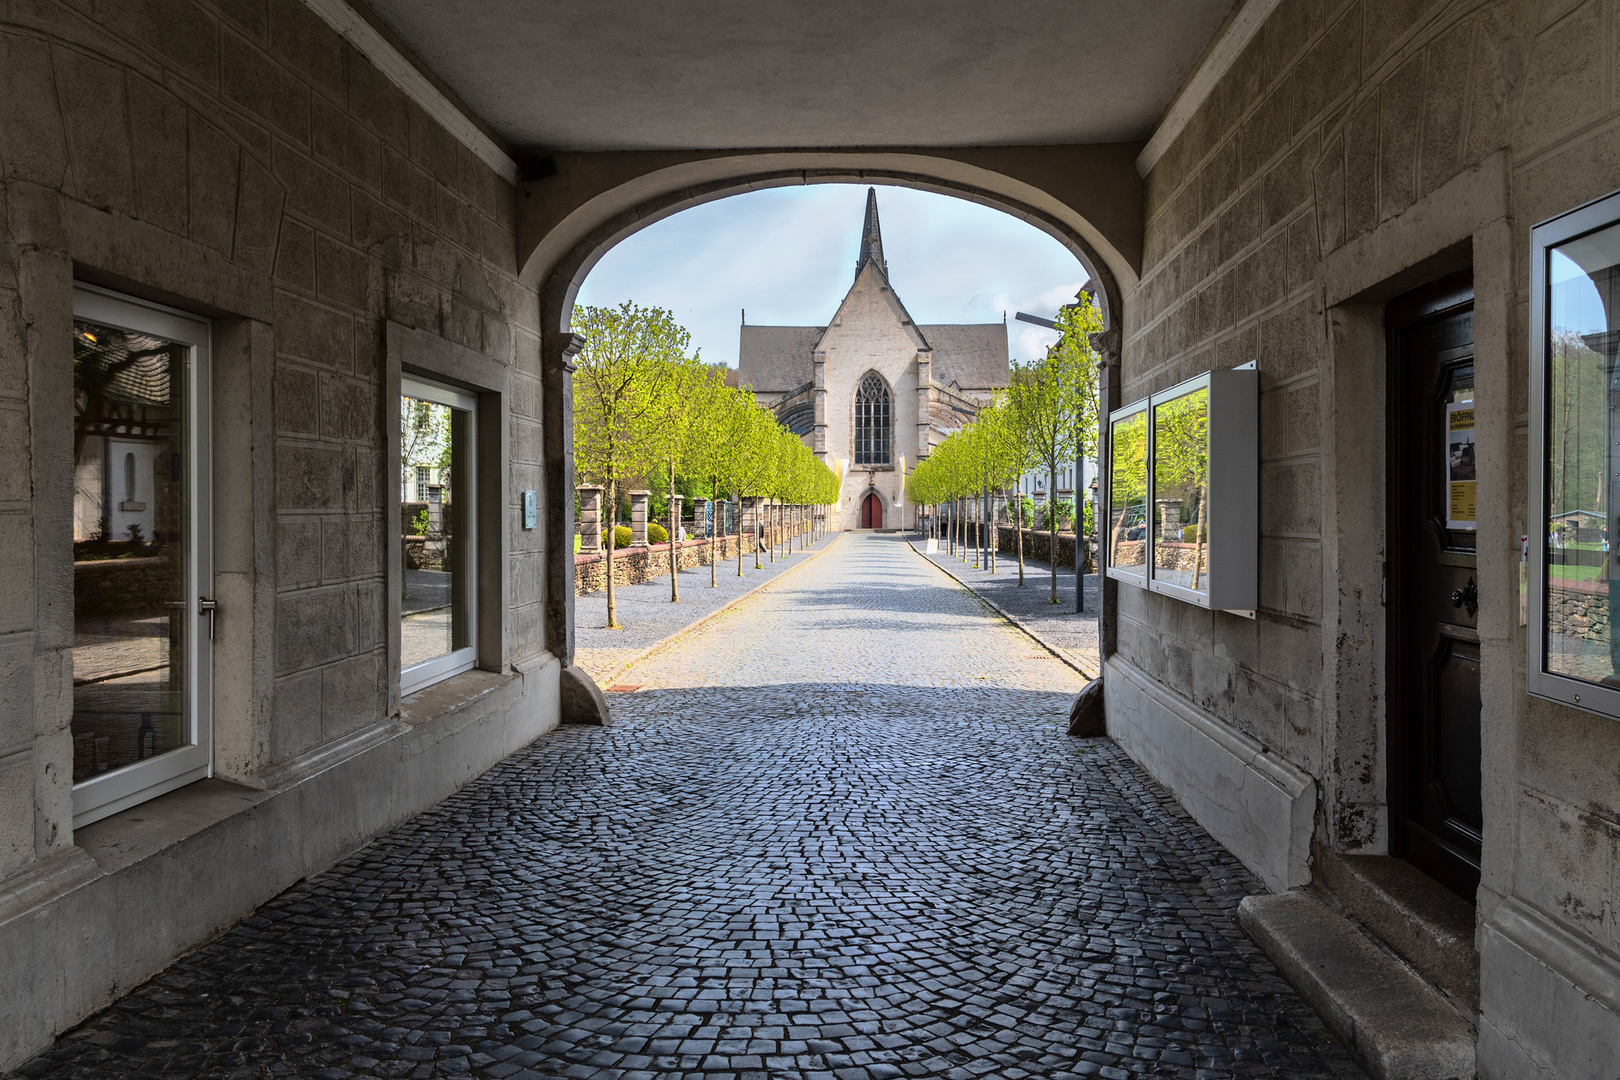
top-left (71, 285), bottom-right (213, 827)
top-left (399, 375), bottom-right (478, 696)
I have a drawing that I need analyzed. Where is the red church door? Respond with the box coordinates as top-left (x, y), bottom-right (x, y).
top-left (860, 492), bottom-right (883, 530)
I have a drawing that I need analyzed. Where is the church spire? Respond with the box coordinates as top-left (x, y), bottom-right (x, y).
top-left (855, 187), bottom-right (887, 281)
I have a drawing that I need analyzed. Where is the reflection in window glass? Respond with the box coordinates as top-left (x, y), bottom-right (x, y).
top-left (71, 320), bottom-right (188, 782)
top-left (1545, 225), bottom-right (1620, 685)
top-left (1152, 388), bottom-right (1210, 594)
top-left (1109, 409), bottom-right (1148, 571)
top-left (400, 390), bottom-right (471, 674)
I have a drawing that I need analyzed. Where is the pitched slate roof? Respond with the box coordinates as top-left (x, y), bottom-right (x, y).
top-left (922, 324), bottom-right (1010, 390)
top-left (737, 190), bottom-right (1009, 393)
top-left (737, 325), bottom-right (821, 391)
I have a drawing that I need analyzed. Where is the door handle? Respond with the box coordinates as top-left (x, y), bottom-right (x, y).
top-left (1450, 577), bottom-right (1478, 618)
top-left (198, 596), bottom-right (218, 640)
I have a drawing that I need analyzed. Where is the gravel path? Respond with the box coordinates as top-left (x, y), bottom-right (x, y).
top-left (574, 533), bottom-right (838, 684)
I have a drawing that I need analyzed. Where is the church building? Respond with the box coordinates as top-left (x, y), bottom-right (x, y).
top-left (738, 190), bottom-right (1009, 530)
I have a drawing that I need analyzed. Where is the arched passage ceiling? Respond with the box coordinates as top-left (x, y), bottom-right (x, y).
top-left (364, 0), bottom-right (1234, 151)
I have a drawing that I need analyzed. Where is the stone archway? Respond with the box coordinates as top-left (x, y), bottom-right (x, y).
top-left (532, 152), bottom-right (1135, 659)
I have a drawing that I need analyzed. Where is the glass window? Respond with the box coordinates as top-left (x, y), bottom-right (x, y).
top-left (854, 374), bottom-right (891, 465)
top-left (1107, 403), bottom-right (1148, 575)
top-left (400, 377), bottom-right (477, 695)
top-left (1152, 387), bottom-right (1211, 595)
top-left (71, 288), bottom-right (212, 826)
top-left (1540, 223), bottom-right (1620, 690)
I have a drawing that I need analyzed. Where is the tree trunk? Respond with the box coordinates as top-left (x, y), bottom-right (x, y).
top-left (668, 462), bottom-right (679, 603)
top-left (736, 495), bottom-right (745, 576)
top-left (1016, 496), bottom-right (1025, 585)
top-left (1048, 464), bottom-right (1059, 604)
top-left (753, 499), bottom-right (762, 569)
top-left (1191, 484), bottom-right (1208, 590)
top-left (605, 477), bottom-right (619, 628)
top-left (710, 480), bottom-right (718, 588)
top-left (988, 488), bottom-right (996, 574)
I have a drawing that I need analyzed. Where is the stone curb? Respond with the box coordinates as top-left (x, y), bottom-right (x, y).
top-left (585, 531), bottom-right (848, 687)
top-left (906, 535), bottom-right (1097, 681)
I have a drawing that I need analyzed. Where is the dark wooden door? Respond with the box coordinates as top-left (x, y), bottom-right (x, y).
top-left (1387, 274), bottom-right (1483, 901)
top-left (861, 492), bottom-right (883, 529)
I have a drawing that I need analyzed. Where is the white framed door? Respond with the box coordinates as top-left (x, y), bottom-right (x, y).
top-left (70, 286), bottom-right (213, 828)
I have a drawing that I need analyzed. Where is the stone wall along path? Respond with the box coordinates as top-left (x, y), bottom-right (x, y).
top-left (20, 533), bottom-right (1362, 1080)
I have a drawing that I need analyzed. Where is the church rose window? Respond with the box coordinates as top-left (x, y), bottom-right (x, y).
top-left (855, 374), bottom-right (891, 465)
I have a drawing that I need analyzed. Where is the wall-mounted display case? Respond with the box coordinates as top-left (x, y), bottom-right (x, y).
top-left (1106, 399), bottom-right (1149, 583)
top-left (1104, 366), bottom-right (1257, 614)
top-left (1529, 188), bottom-right (1620, 720)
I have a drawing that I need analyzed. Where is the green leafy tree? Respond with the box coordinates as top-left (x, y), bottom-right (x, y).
top-left (573, 302), bottom-right (687, 629)
top-left (1007, 295), bottom-right (1102, 603)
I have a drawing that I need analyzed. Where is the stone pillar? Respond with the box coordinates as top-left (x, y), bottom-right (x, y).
top-left (812, 351), bottom-right (827, 455)
top-left (576, 485), bottom-right (603, 549)
top-left (629, 490), bottom-right (650, 545)
top-left (669, 495), bottom-right (683, 542)
top-left (692, 497), bottom-right (710, 538)
top-left (741, 496), bottom-right (761, 540)
top-left (1156, 497), bottom-right (1181, 540)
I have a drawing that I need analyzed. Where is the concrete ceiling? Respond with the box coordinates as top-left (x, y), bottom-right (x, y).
top-left (365, 0), bottom-right (1235, 152)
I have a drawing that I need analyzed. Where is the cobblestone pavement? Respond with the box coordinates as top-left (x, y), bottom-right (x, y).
top-left (574, 535), bottom-right (832, 685)
top-left (18, 532), bottom-right (1362, 1080)
top-left (916, 535), bottom-right (1101, 677)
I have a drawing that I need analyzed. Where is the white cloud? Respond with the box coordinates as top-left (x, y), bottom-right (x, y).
top-left (576, 184), bottom-right (1086, 367)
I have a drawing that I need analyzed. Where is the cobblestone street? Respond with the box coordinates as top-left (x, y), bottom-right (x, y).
top-left (19, 532), bottom-right (1361, 1080)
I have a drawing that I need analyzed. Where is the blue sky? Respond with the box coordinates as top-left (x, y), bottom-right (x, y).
top-left (575, 184), bottom-right (1088, 368)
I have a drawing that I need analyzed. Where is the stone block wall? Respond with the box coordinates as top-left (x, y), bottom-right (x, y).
top-left (574, 535), bottom-right (749, 595)
top-left (1122, 0), bottom-right (1620, 1071)
top-left (0, 1), bottom-right (549, 1060)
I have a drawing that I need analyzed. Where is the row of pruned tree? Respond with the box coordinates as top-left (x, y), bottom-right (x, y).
top-left (906, 295), bottom-right (1103, 604)
top-left (572, 301), bottom-right (841, 629)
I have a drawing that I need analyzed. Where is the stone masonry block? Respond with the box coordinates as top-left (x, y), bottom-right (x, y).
top-left (270, 667), bottom-right (321, 761)
top-left (188, 116), bottom-right (240, 255)
top-left (58, 49), bottom-right (136, 216)
top-left (1514, 0), bottom-right (1603, 154)
top-left (351, 191), bottom-right (410, 264)
top-left (1343, 95), bottom-right (1380, 242)
top-left (319, 373), bottom-right (375, 443)
top-left (0, 632), bottom-right (32, 753)
top-left (221, 29), bottom-right (311, 145)
top-left (315, 234), bottom-right (377, 313)
top-left (409, 101), bottom-right (459, 187)
top-left (0, 32), bottom-right (69, 187)
top-left (234, 153), bottom-right (284, 274)
top-left (267, 0), bottom-right (345, 102)
top-left (274, 220), bottom-right (315, 289)
top-left (381, 146), bottom-right (435, 221)
top-left (386, 270), bottom-right (443, 334)
top-left (274, 363), bottom-right (319, 435)
top-left (0, 403), bottom-right (29, 503)
top-left (1260, 0), bottom-right (1321, 88)
top-left (276, 442), bottom-right (349, 511)
top-left (128, 75), bottom-right (189, 233)
top-left (1417, 18), bottom-right (1471, 198)
top-left (312, 97), bottom-right (381, 191)
top-left (1259, 459), bottom-right (1322, 535)
top-left (273, 140), bottom-right (350, 237)
top-left (0, 513), bottom-right (33, 635)
top-left (275, 585), bottom-right (356, 675)
top-left (322, 650), bottom-right (382, 741)
top-left (1378, 57), bottom-right (1424, 222)
top-left (320, 516), bottom-right (349, 582)
top-left (210, 0), bottom-right (269, 41)
top-left (1514, 786), bottom-right (1612, 946)
top-left (345, 49), bottom-right (410, 151)
top-left (0, 748), bottom-right (33, 879)
top-left (276, 517), bottom-right (320, 589)
top-left (1285, 7), bottom-right (1358, 128)
top-left (101, 0), bottom-right (220, 88)
top-left (274, 290), bottom-right (352, 369)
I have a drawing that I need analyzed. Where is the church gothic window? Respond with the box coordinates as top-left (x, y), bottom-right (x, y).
top-left (854, 374), bottom-right (891, 465)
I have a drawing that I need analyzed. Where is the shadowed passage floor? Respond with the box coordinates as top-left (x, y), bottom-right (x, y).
top-left (22, 532), bottom-right (1361, 1080)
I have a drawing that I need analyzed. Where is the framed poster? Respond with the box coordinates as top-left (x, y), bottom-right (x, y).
top-left (1445, 401), bottom-right (1477, 531)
